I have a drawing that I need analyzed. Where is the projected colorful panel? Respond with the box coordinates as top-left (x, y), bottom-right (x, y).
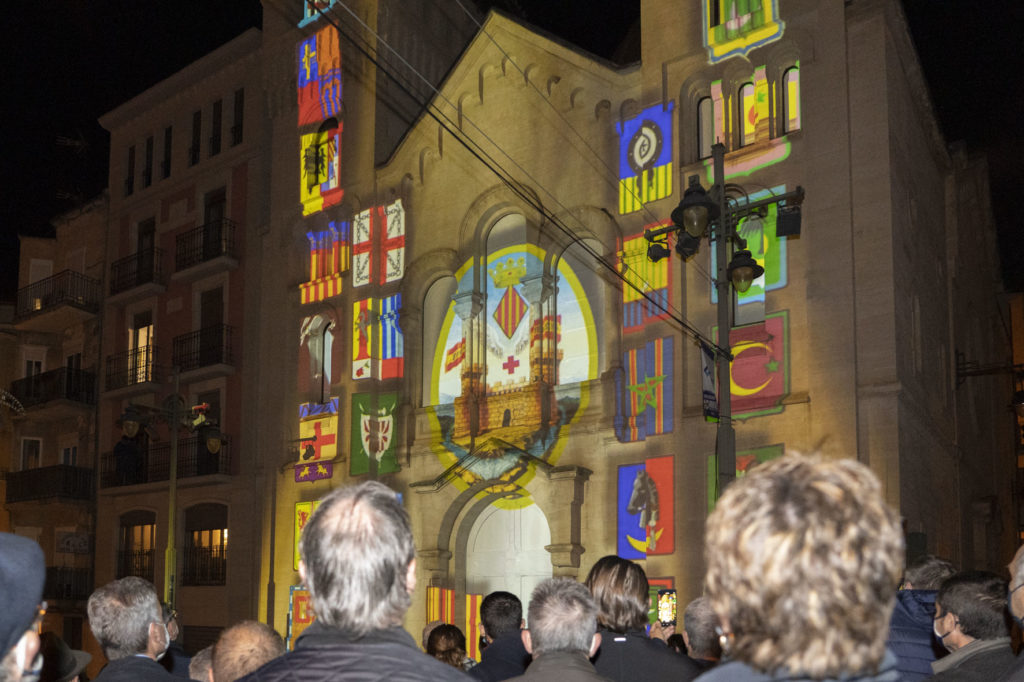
top-left (296, 399), bottom-right (336, 482)
top-left (614, 336), bottom-right (674, 443)
top-left (466, 593), bottom-right (484, 660)
top-left (296, 25), bottom-right (341, 126)
top-left (350, 392), bottom-right (400, 475)
top-left (427, 244), bottom-right (597, 503)
top-left (299, 123), bottom-right (343, 217)
top-left (300, 221), bottom-right (350, 304)
top-left (707, 68), bottom-right (789, 179)
top-left (620, 226), bottom-right (672, 332)
top-left (352, 200), bottom-right (405, 288)
top-left (707, 443), bottom-right (784, 512)
top-left (351, 294), bottom-right (404, 380)
top-left (293, 500), bottom-right (320, 570)
top-left (426, 586), bottom-right (456, 625)
top-left (702, 0), bottom-right (784, 64)
top-left (714, 311), bottom-right (789, 418)
top-left (617, 455), bottom-right (675, 559)
top-left (710, 186), bottom-right (789, 307)
top-left (287, 586), bottom-right (314, 651)
top-left (618, 103), bottom-right (674, 214)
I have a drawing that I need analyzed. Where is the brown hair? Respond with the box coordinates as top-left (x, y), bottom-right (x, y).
top-left (584, 555), bottom-right (649, 632)
top-left (427, 623), bottom-right (467, 669)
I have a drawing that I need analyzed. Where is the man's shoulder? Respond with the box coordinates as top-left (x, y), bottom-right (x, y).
top-left (242, 637), bottom-right (471, 681)
top-left (95, 656), bottom-right (178, 682)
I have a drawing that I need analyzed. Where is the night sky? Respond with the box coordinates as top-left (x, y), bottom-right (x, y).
top-left (2, 1), bottom-right (1022, 301)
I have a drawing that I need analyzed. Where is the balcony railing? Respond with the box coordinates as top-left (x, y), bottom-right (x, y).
top-left (15, 270), bottom-right (101, 320)
top-left (4, 465), bottom-right (94, 503)
top-left (172, 325), bottom-right (233, 372)
top-left (182, 545), bottom-right (227, 586)
top-left (10, 368), bottom-right (95, 409)
top-left (44, 567), bottom-right (93, 601)
top-left (105, 346), bottom-right (159, 391)
top-left (110, 247), bottom-right (165, 295)
top-left (100, 434), bottom-right (232, 488)
top-left (175, 219), bottom-right (236, 272)
top-left (116, 549), bottom-right (154, 581)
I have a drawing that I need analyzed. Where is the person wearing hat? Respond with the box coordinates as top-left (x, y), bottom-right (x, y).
top-left (38, 633), bottom-right (90, 682)
top-left (0, 532), bottom-right (46, 682)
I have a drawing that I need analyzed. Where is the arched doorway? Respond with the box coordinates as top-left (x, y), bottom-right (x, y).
top-left (465, 503), bottom-right (551, 604)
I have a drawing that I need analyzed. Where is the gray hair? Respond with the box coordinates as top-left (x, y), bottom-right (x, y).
top-left (212, 620), bottom-right (284, 682)
top-left (683, 597), bottom-right (721, 659)
top-left (87, 576), bottom-right (162, 660)
top-left (904, 555), bottom-right (956, 590)
top-left (299, 481), bottom-right (415, 635)
top-left (527, 578), bottom-right (597, 656)
top-left (189, 646), bottom-right (214, 682)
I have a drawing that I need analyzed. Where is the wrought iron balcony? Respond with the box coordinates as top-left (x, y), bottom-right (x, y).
top-left (110, 247), bottom-right (165, 295)
top-left (14, 270), bottom-right (101, 329)
top-left (10, 368), bottom-right (95, 410)
top-left (175, 219), bottom-right (237, 272)
top-left (172, 325), bottom-right (233, 372)
top-left (5, 465), bottom-right (94, 503)
top-left (182, 545), bottom-right (227, 586)
top-left (105, 346), bottom-right (159, 392)
top-left (100, 434), bottom-right (232, 488)
top-left (44, 567), bottom-right (93, 601)
top-left (116, 549), bottom-right (154, 581)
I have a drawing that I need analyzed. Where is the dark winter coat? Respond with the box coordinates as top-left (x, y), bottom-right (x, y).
top-left (695, 649), bottom-right (903, 682)
top-left (887, 589), bottom-right (945, 681)
top-left (159, 640), bottom-right (192, 678)
top-left (505, 651), bottom-right (610, 682)
top-left (470, 631), bottom-right (532, 682)
top-left (237, 620), bottom-right (471, 681)
top-left (928, 637), bottom-right (1016, 681)
top-left (93, 655), bottom-right (179, 682)
top-left (590, 627), bottom-right (702, 682)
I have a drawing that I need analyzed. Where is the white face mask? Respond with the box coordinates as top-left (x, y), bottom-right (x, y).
top-left (15, 635), bottom-right (43, 682)
top-left (933, 615), bottom-right (955, 652)
top-left (153, 622), bottom-right (170, 661)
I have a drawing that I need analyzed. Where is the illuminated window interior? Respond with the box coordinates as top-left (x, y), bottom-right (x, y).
top-left (783, 66), bottom-right (801, 133)
top-left (183, 503), bottom-right (228, 586)
top-left (698, 96), bottom-right (714, 158)
top-left (118, 510), bottom-right (156, 581)
top-left (739, 82), bottom-right (756, 147)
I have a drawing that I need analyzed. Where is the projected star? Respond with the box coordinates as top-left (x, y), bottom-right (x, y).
top-left (628, 374), bottom-right (666, 412)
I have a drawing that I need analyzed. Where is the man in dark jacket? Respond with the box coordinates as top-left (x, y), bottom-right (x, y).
top-left (239, 481), bottom-right (468, 681)
top-left (886, 554), bottom-right (955, 680)
top-left (158, 604), bottom-right (191, 678)
top-left (930, 571), bottom-right (1016, 680)
top-left (681, 597), bottom-right (720, 672)
top-left (506, 578), bottom-right (608, 682)
top-left (87, 576), bottom-right (177, 681)
top-left (470, 591), bottom-right (531, 681)
top-left (997, 543), bottom-right (1024, 681)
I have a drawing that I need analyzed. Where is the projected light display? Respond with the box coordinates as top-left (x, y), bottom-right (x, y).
top-left (714, 311), bottom-right (789, 418)
top-left (352, 200), bottom-right (406, 288)
top-left (617, 455), bottom-right (675, 559)
top-left (702, 0), bottom-right (784, 64)
top-left (706, 67), bottom-right (790, 179)
top-left (707, 443), bottom-right (784, 511)
top-left (293, 500), bottom-right (320, 570)
top-left (619, 226), bottom-right (672, 333)
top-left (300, 122), bottom-right (343, 217)
top-left (427, 245), bottom-right (597, 503)
top-left (710, 186), bottom-right (789, 307)
top-left (614, 336), bottom-right (674, 443)
top-left (301, 221), bottom-right (350, 304)
top-left (287, 586), bottom-right (314, 651)
top-left (426, 586), bottom-right (455, 624)
top-left (350, 392), bottom-right (400, 475)
top-left (618, 103), bottom-right (674, 215)
top-left (296, 399), bottom-right (337, 483)
top-left (296, 25), bottom-right (342, 126)
top-left (352, 293), bottom-right (404, 380)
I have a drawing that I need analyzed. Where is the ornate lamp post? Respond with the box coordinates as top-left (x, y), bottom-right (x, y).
top-left (645, 142), bottom-right (805, 497)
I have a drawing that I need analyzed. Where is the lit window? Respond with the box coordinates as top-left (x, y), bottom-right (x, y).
top-left (118, 511), bottom-right (156, 581)
top-left (783, 67), bottom-right (801, 133)
top-left (739, 83), bottom-right (756, 146)
top-left (183, 504), bottom-right (228, 586)
top-left (697, 96), bottom-right (714, 159)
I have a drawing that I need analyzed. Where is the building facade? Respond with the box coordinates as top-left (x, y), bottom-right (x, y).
top-left (76, 0), bottom-right (1013, 655)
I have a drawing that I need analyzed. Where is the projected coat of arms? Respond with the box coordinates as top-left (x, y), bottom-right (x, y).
top-left (427, 245), bottom-right (597, 505)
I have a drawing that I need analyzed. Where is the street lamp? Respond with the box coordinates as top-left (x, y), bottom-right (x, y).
top-left (645, 142), bottom-right (805, 497)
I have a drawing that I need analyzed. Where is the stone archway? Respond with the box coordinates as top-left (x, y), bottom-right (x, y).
top-left (464, 503), bottom-right (551, 604)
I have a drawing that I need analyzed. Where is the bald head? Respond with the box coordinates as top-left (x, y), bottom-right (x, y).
top-left (211, 621), bottom-right (284, 682)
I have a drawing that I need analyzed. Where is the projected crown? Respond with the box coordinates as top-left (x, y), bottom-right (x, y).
top-left (489, 257), bottom-right (527, 288)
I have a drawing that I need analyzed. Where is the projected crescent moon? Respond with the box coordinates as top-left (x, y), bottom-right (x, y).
top-left (626, 528), bottom-right (664, 553)
top-left (730, 341), bottom-right (773, 396)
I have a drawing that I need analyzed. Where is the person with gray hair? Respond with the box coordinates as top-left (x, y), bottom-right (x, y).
top-left (87, 576), bottom-right (175, 681)
top-left (211, 621), bottom-right (284, 681)
top-left (237, 481), bottom-right (467, 681)
top-left (506, 578), bottom-right (609, 682)
top-left (188, 646), bottom-right (212, 682)
top-left (681, 597), bottom-right (720, 672)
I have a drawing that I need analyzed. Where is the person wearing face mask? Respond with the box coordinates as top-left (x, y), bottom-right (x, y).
top-left (86, 577), bottom-right (176, 681)
top-left (995, 544), bottom-right (1024, 681)
top-left (886, 554), bottom-right (956, 681)
top-left (0, 533), bottom-right (46, 682)
top-left (929, 571), bottom-right (1015, 680)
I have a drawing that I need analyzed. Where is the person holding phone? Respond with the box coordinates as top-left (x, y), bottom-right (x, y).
top-left (584, 555), bottom-right (701, 682)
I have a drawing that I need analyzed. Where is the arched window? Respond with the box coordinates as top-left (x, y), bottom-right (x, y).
top-left (118, 510), bottom-right (155, 580)
top-left (782, 67), bottom-right (801, 133)
top-left (697, 96), bottom-right (714, 159)
top-left (738, 83), bottom-right (756, 147)
top-left (183, 503), bottom-right (228, 586)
